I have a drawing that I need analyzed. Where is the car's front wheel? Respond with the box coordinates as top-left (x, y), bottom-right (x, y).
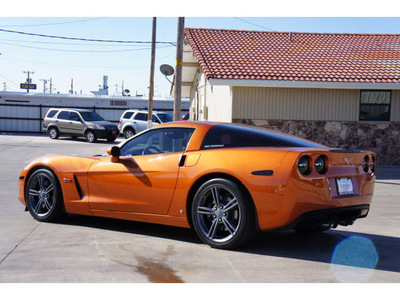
top-left (85, 130), bottom-right (97, 143)
top-left (191, 178), bottom-right (255, 249)
top-left (25, 169), bottom-right (64, 222)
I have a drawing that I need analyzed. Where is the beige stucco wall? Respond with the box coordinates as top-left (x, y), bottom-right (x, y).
top-left (232, 86), bottom-right (361, 121)
top-left (189, 73), bottom-right (232, 122)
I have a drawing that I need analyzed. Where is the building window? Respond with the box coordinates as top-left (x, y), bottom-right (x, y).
top-left (359, 90), bottom-right (391, 121)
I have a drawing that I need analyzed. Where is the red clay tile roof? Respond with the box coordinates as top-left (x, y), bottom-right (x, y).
top-left (184, 28), bottom-right (400, 83)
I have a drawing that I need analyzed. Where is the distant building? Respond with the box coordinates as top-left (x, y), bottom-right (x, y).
top-left (91, 75), bottom-right (109, 96)
top-left (0, 91), bottom-right (189, 134)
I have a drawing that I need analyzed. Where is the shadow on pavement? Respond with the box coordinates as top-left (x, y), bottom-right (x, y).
top-left (59, 214), bottom-right (399, 274)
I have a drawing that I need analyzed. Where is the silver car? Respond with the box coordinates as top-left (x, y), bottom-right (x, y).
top-left (118, 109), bottom-right (173, 139)
top-left (43, 108), bottom-right (119, 143)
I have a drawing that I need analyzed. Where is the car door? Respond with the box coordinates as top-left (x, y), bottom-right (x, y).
top-left (134, 112), bottom-right (148, 132)
top-left (68, 111), bottom-right (86, 135)
top-left (56, 110), bottom-right (71, 133)
top-left (87, 127), bottom-right (195, 214)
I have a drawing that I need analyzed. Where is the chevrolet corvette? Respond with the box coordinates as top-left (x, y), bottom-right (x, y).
top-left (18, 121), bottom-right (376, 249)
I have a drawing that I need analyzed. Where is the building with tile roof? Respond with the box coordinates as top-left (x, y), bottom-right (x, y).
top-left (179, 28), bottom-right (400, 164)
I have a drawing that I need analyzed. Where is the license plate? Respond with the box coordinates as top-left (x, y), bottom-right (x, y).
top-left (336, 177), bottom-right (354, 195)
top-left (112, 131), bottom-right (116, 134)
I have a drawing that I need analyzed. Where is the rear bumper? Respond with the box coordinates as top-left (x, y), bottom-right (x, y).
top-left (285, 204), bottom-right (370, 230)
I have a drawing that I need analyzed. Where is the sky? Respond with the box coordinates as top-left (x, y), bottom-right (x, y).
top-left (1, 0), bottom-right (400, 97)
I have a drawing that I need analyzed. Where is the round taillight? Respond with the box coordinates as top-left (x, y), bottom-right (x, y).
top-left (369, 156), bottom-right (375, 173)
top-left (315, 155), bottom-right (327, 174)
top-left (362, 156), bottom-right (369, 173)
top-left (298, 156), bottom-right (311, 175)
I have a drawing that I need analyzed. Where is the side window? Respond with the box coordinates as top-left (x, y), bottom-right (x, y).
top-left (134, 113), bottom-right (147, 121)
top-left (46, 109), bottom-right (58, 118)
top-left (120, 128), bottom-right (195, 156)
top-left (122, 111), bottom-right (134, 119)
top-left (360, 90), bottom-right (391, 121)
top-left (152, 114), bottom-right (160, 123)
top-left (69, 112), bottom-right (80, 121)
top-left (201, 125), bottom-right (324, 149)
top-left (58, 111), bottom-right (69, 120)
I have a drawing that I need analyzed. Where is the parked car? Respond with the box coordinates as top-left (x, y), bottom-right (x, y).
top-left (18, 121), bottom-right (376, 249)
top-left (118, 109), bottom-right (173, 139)
top-left (43, 108), bottom-right (119, 143)
top-left (181, 112), bottom-right (189, 121)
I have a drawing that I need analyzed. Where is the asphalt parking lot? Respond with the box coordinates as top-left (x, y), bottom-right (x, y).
top-left (0, 133), bottom-right (400, 283)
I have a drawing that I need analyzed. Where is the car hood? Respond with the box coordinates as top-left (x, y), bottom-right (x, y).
top-left (85, 120), bottom-right (117, 127)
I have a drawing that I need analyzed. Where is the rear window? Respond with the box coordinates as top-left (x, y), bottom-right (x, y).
top-left (58, 111), bottom-right (69, 120)
top-left (134, 113), bottom-right (147, 121)
top-left (157, 113), bottom-right (173, 123)
top-left (201, 124), bottom-right (325, 149)
top-left (45, 109), bottom-right (58, 118)
top-left (122, 111), bottom-right (134, 119)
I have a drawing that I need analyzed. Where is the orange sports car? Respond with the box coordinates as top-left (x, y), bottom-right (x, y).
top-left (18, 121), bottom-right (376, 249)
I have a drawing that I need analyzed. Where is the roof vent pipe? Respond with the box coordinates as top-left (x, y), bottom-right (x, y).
top-left (289, 32), bottom-right (293, 41)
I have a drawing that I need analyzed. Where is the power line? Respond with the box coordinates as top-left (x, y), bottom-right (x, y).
top-left (233, 17), bottom-right (277, 31)
top-left (0, 28), bottom-right (176, 45)
top-left (0, 38), bottom-right (150, 47)
top-left (0, 40), bottom-right (175, 53)
top-left (0, 17), bottom-right (105, 28)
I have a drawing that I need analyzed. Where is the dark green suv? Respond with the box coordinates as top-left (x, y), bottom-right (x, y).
top-left (43, 108), bottom-right (119, 143)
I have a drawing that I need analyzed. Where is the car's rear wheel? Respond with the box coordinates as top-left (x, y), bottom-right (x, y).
top-left (124, 128), bottom-right (135, 139)
top-left (48, 127), bottom-right (59, 139)
top-left (191, 178), bottom-right (255, 249)
top-left (85, 130), bottom-right (97, 143)
top-left (26, 169), bottom-right (63, 222)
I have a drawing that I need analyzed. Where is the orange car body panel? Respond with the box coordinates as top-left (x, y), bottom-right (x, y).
top-left (18, 121), bottom-right (375, 231)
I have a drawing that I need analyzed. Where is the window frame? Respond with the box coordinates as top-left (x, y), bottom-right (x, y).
top-left (120, 127), bottom-right (195, 157)
top-left (359, 90), bottom-right (391, 122)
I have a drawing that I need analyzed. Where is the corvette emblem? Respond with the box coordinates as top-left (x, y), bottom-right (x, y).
top-left (344, 157), bottom-right (353, 165)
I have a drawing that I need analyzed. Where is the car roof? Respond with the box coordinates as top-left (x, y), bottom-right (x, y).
top-left (124, 109), bottom-right (168, 114)
top-left (49, 108), bottom-right (93, 113)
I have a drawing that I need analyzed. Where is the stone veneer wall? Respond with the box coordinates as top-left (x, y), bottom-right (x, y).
top-left (233, 119), bottom-right (400, 165)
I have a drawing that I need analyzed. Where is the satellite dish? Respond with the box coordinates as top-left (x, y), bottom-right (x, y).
top-left (124, 89), bottom-right (130, 93)
top-left (160, 64), bottom-right (174, 76)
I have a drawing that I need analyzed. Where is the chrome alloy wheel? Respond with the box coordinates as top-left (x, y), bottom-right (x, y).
top-left (195, 183), bottom-right (242, 244)
top-left (27, 171), bottom-right (57, 219)
top-left (85, 130), bottom-right (96, 143)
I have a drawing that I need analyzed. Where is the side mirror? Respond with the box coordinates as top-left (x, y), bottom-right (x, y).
top-left (108, 146), bottom-right (121, 162)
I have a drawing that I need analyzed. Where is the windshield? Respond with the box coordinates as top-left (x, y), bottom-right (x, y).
top-left (80, 111), bottom-right (104, 122)
top-left (157, 113), bottom-right (173, 123)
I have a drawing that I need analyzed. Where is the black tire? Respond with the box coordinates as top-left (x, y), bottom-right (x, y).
top-left (48, 127), bottom-right (59, 139)
top-left (85, 130), bottom-right (97, 143)
top-left (191, 178), bottom-right (255, 249)
top-left (124, 128), bottom-right (135, 139)
top-left (25, 169), bottom-right (64, 222)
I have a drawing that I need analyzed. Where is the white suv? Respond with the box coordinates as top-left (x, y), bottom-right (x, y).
top-left (118, 109), bottom-right (173, 139)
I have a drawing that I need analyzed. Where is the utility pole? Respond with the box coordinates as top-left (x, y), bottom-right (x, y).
top-left (49, 78), bottom-right (53, 93)
top-left (23, 71), bottom-right (34, 93)
top-left (148, 17), bottom-right (157, 128)
top-left (69, 79), bottom-right (74, 94)
top-left (39, 79), bottom-right (48, 93)
top-left (173, 17), bottom-right (185, 121)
